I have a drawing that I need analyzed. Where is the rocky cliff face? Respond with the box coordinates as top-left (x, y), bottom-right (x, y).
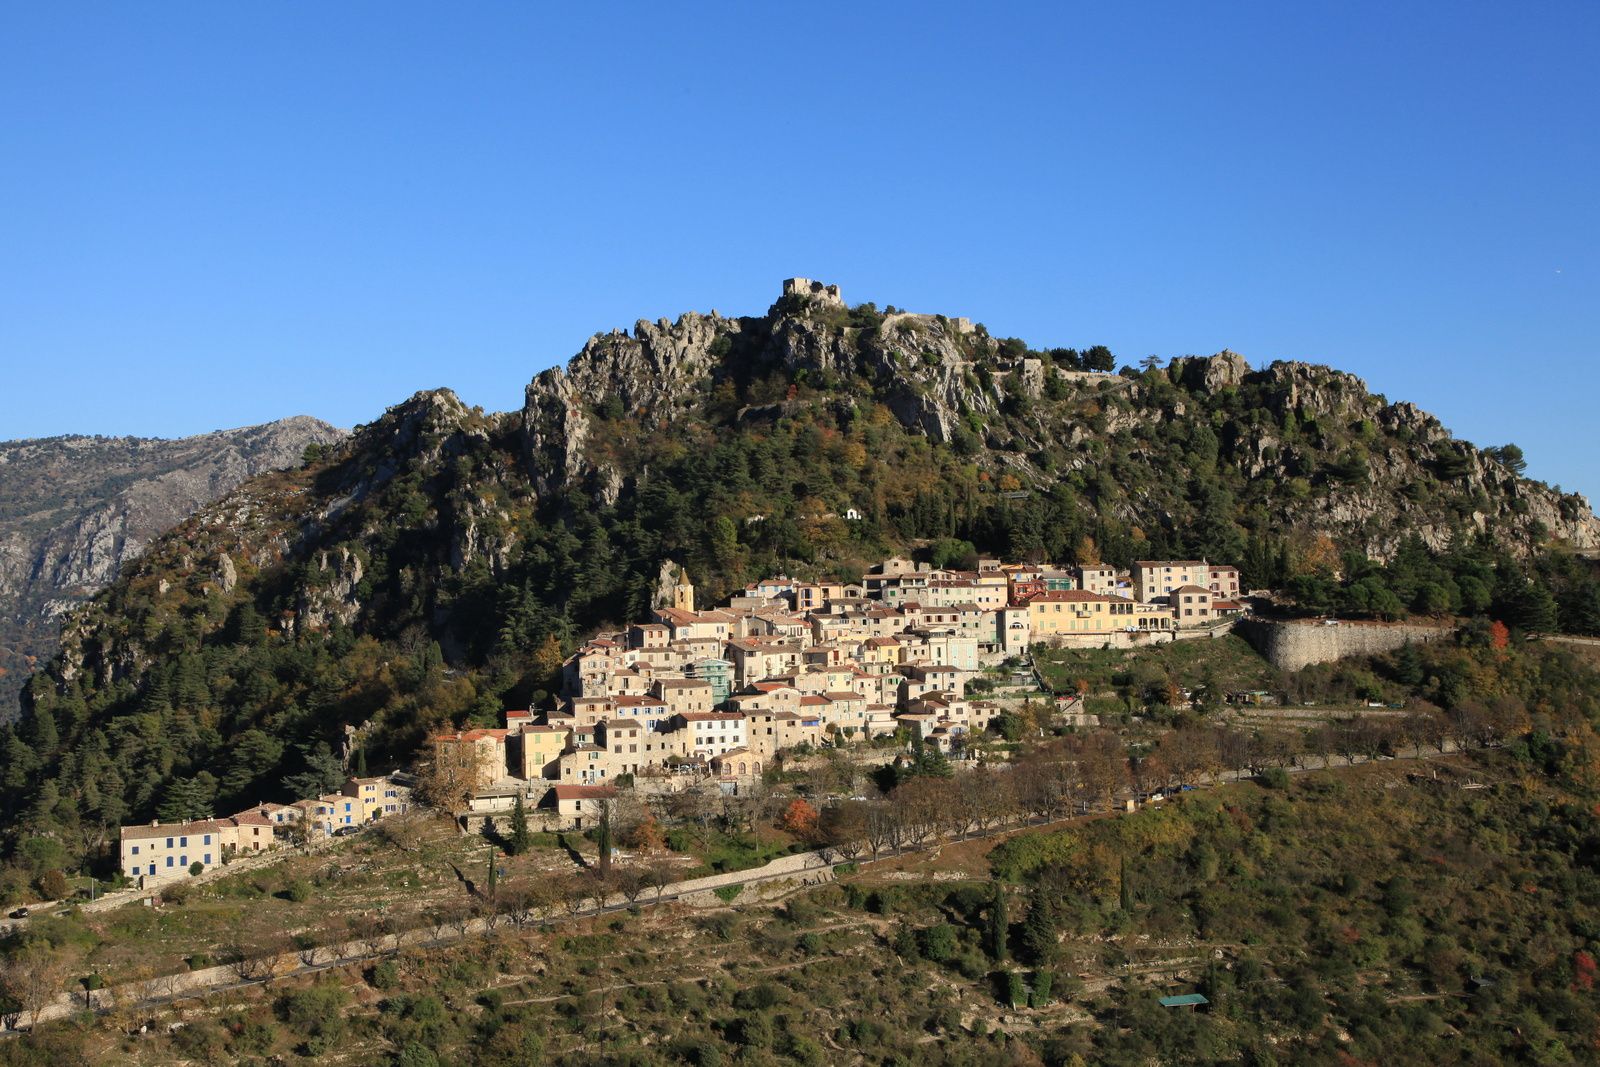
top-left (519, 284), bottom-right (1598, 562)
top-left (0, 417), bottom-right (345, 718)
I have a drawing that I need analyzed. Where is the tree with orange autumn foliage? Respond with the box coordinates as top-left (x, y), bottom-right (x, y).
top-left (780, 798), bottom-right (819, 839)
top-left (1490, 620), bottom-right (1510, 652)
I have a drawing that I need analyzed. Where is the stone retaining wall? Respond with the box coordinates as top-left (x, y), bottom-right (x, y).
top-left (1237, 617), bottom-right (1453, 672)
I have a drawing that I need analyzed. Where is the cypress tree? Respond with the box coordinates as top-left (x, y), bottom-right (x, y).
top-left (509, 794), bottom-right (532, 856)
top-left (487, 848), bottom-right (498, 897)
top-left (1021, 886), bottom-right (1057, 964)
top-left (597, 801), bottom-right (613, 878)
top-left (988, 881), bottom-right (1009, 962)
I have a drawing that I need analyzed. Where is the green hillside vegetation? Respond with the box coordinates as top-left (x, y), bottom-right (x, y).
top-left (2, 293), bottom-right (1597, 888)
top-left (2, 752), bottom-right (1596, 1065)
top-left (989, 753), bottom-right (1600, 1065)
top-left (1034, 634), bottom-right (1282, 705)
top-left (0, 637), bottom-right (1596, 1061)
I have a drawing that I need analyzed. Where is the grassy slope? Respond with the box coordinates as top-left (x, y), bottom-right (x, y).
top-left (1034, 633), bottom-right (1282, 695)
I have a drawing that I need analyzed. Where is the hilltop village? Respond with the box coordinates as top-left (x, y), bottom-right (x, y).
top-left (428, 558), bottom-right (1245, 823)
top-left (116, 557), bottom-right (1243, 881)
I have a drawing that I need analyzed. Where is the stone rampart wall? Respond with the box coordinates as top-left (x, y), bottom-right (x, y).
top-left (1237, 618), bottom-right (1453, 672)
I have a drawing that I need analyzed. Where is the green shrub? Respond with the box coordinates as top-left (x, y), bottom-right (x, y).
top-left (230, 1018), bottom-right (277, 1055)
top-left (396, 1043), bottom-right (440, 1067)
top-left (892, 924), bottom-right (920, 959)
top-left (920, 924), bottom-right (958, 963)
top-left (732, 982), bottom-right (781, 1011)
top-left (370, 959), bottom-right (400, 989)
top-left (712, 885), bottom-right (741, 903)
top-left (1259, 767), bottom-right (1292, 790)
top-left (275, 981), bottom-right (348, 1055)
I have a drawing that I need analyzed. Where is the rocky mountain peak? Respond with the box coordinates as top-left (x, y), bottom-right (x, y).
top-left (0, 416), bottom-right (346, 718)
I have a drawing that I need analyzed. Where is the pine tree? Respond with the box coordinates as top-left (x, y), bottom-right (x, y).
top-left (174, 655), bottom-right (210, 711)
top-left (234, 604), bottom-right (267, 645)
top-left (157, 777), bottom-right (214, 822)
top-left (281, 741), bottom-right (344, 800)
top-left (988, 881), bottom-right (1009, 962)
top-left (2, 729), bottom-right (38, 794)
top-left (28, 707), bottom-right (58, 756)
top-left (1394, 641), bottom-right (1425, 687)
top-left (508, 794), bottom-right (532, 855)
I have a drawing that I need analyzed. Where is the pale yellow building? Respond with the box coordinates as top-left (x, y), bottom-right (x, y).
top-left (1132, 561), bottom-right (1210, 604)
top-left (1026, 590), bottom-right (1172, 638)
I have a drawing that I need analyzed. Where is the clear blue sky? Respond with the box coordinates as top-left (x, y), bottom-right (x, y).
top-left (2, 3), bottom-right (1596, 499)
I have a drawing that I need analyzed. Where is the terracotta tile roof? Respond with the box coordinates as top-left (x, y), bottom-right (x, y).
top-left (550, 784), bottom-right (618, 801)
top-left (120, 818), bottom-right (227, 841)
top-left (1024, 589), bottom-right (1128, 604)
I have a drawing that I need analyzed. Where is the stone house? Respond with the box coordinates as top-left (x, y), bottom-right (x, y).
top-left (431, 727), bottom-right (509, 788)
top-left (1170, 585), bottom-right (1216, 626)
top-left (1133, 561), bottom-right (1211, 604)
top-left (674, 712), bottom-right (748, 758)
top-left (543, 783), bottom-right (617, 830)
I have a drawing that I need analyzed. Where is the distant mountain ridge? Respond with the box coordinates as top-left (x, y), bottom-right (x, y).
top-left (0, 417), bottom-right (346, 718)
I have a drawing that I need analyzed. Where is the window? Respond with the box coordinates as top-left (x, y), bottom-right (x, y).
top-left (203, 834), bottom-right (211, 845)
top-left (131, 845), bottom-right (140, 855)
top-left (180, 836), bottom-right (188, 847)
top-left (204, 854), bottom-right (211, 864)
top-left (166, 837), bottom-right (173, 848)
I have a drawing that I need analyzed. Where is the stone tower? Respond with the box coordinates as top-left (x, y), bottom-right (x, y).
top-left (673, 568), bottom-right (696, 613)
top-left (782, 277), bottom-right (845, 308)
